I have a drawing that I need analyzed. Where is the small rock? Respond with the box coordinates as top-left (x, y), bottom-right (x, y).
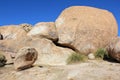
top-left (14, 47), bottom-right (38, 70)
top-left (88, 53), bottom-right (95, 60)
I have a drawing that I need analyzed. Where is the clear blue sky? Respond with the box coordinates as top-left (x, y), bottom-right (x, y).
top-left (0, 0), bottom-right (120, 35)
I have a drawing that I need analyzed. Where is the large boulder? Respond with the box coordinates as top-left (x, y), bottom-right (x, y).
top-left (1, 36), bottom-right (32, 52)
top-left (14, 47), bottom-right (38, 70)
top-left (0, 25), bottom-right (27, 40)
top-left (0, 25), bottom-right (28, 52)
top-left (55, 6), bottom-right (118, 55)
top-left (0, 36), bottom-right (74, 65)
top-left (0, 25), bottom-right (29, 63)
top-left (106, 37), bottom-right (120, 62)
top-left (29, 38), bottom-right (74, 65)
top-left (27, 22), bottom-right (58, 41)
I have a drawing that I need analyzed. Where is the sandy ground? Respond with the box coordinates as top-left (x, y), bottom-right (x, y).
top-left (0, 60), bottom-right (120, 80)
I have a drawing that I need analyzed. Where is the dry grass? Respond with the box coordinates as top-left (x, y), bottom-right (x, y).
top-left (95, 48), bottom-right (108, 59)
top-left (67, 53), bottom-right (87, 64)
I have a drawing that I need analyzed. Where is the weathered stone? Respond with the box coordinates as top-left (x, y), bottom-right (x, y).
top-left (0, 50), bottom-right (14, 64)
top-left (88, 53), bottom-right (95, 60)
top-left (14, 47), bottom-right (38, 70)
top-left (19, 23), bottom-right (32, 32)
top-left (55, 6), bottom-right (118, 55)
top-left (106, 37), bottom-right (120, 62)
top-left (0, 36), bottom-right (74, 65)
top-left (0, 25), bottom-right (30, 53)
top-left (0, 25), bottom-right (27, 40)
top-left (0, 52), bottom-right (7, 67)
top-left (30, 38), bottom-right (74, 65)
top-left (1, 60), bottom-right (120, 80)
top-left (27, 22), bottom-right (58, 41)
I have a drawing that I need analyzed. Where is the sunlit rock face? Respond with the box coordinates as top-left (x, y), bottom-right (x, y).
top-left (0, 25), bottom-right (27, 40)
top-left (27, 22), bottom-right (58, 41)
top-left (55, 6), bottom-right (118, 55)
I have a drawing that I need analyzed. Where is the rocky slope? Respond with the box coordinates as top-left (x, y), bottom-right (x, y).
top-left (0, 6), bottom-right (120, 80)
top-left (0, 60), bottom-right (120, 80)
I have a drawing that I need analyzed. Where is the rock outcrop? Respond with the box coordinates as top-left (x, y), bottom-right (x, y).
top-left (28, 38), bottom-right (74, 65)
top-left (55, 6), bottom-right (118, 55)
top-left (0, 6), bottom-right (119, 67)
top-left (0, 60), bottom-right (120, 80)
top-left (27, 22), bottom-right (58, 41)
top-left (0, 36), bottom-right (74, 65)
top-left (0, 6), bottom-right (120, 80)
top-left (0, 25), bottom-right (28, 54)
top-left (14, 47), bottom-right (38, 70)
top-left (106, 37), bottom-right (120, 62)
top-left (0, 25), bottom-right (27, 40)
top-left (19, 23), bottom-right (32, 32)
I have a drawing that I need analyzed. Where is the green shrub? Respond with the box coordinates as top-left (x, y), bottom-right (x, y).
top-left (67, 53), bottom-right (86, 64)
top-left (95, 48), bottom-right (108, 59)
top-left (0, 53), bottom-right (7, 67)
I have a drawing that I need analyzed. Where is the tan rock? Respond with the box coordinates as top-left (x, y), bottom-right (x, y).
top-left (0, 25), bottom-right (29, 54)
top-left (1, 60), bottom-right (120, 80)
top-left (0, 36), bottom-right (74, 65)
top-left (88, 53), bottom-right (95, 60)
top-left (19, 23), bottom-right (32, 32)
top-left (106, 37), bottom-right (120, 62)
top-left (14, 47), bottom-right (38, 70)
top-left (55, 6), bottom-right (118, 55)
top-left (0, 51), bottom-right (14, 64)
top-left (30, 38), bottom-right (74, 65)
top-left (0, 25), bottom-right (27, 40)
top-left (27, 22), bottom-right (58, 41)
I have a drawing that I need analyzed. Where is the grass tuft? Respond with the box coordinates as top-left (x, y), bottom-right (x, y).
top-left (95, 48), bottom-right (108, 59)
top-left (67, 53), bottom-right (87, 64)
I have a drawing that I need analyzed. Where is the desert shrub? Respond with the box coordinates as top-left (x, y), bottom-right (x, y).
top-left (0, 53), bottom-right (7, 67)
top-left (95, 48), bottom-right (108, 59)
top-left (67, 53), bottom-right (87, 64)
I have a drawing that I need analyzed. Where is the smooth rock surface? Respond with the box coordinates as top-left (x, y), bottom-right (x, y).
top-left (0, 25), bottom-right (27, 40)
top-left (55, 6), bottom-right (118, 55)
top-left (28, 38), bottom-right (74, 65)
top-left (27, 22), bottom-right (58, 41)
top-left (88, 53), bottom-right (95, 60)
top-left (0, 37), bottom-right (74, 65)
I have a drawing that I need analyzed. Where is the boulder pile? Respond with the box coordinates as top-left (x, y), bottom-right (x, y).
top-left (0, 6), bottom-right (119, 70)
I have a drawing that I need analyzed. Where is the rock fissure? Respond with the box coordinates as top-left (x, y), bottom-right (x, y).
top-left (53, 40), bottom-right (76, 52)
